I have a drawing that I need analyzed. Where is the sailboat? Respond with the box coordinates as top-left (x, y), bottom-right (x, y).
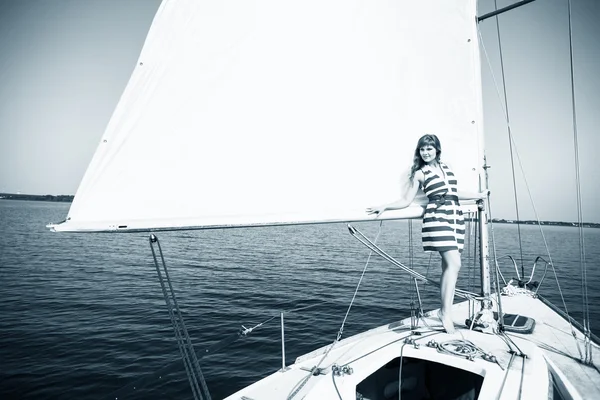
top-left (48, 0), bottom-right (598, 398)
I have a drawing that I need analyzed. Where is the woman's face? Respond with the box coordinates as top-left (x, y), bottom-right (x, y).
top-left (420, 145), bottom-right (437, 163)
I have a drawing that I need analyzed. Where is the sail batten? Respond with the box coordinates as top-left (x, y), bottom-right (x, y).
top-left (53, 0), bottom-right (484, 233)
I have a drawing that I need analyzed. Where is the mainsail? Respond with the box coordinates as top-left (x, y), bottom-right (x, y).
top-left (52, 0), bottom-right (484, 232)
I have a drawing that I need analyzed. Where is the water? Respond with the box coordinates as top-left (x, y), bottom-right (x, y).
top-left (1, 200), bottom-right (599, 399)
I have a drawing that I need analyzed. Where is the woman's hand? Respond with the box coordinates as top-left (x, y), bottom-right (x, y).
top-left (479, 189), bottom-right (490, 199)
top-left (366, 205), bottom-right (386, 217)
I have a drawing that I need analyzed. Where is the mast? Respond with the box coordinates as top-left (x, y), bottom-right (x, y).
top-left (479, 156), bottom-right (492, 306)
top-left (479, 200), bottom-right (492, 307)
top-left (470, 0), bottom-right (541, 334)
top-left (474, 156), bottom-right (497, 332)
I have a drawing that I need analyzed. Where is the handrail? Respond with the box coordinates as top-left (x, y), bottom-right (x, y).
top-left (494, 255), bottom-right (553, 295)
top-left (530, 256), bottom-right (551, 291)
top-left (280, 312), bottom-right (289, 372)
top-left (495, 255), bottom-right (521, 283)
top-left (348, 224), bottom-right (480, 300)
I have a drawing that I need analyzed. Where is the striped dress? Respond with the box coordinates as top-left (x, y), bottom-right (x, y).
top-left (421, 162), bottom-right (465, 253)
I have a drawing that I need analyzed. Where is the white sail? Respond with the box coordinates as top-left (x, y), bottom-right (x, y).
top-left (52, 0), bottom-right (484, 232)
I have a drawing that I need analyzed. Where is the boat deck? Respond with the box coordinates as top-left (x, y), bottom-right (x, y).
top-left (224, 291), bottom-right (598, 399)
top-left (496, 293), bottom-right (600, 399)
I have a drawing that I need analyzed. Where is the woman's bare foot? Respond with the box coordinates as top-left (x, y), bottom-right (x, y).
top-left (438, 310), bottom-right (456, 334)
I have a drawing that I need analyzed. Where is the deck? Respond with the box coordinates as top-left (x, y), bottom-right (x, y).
top-left (496, 293), bottom-right (600, 398)
top-left (223, 290), bottom-right (599, 399)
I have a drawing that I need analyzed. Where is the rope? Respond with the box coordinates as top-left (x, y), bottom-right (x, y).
top-left (243, 302), bottom-right (323, 335)
top-left (331, 371), bottom-right (343, 400)
top-left (518, 352), bottom-right (526, 399)
top-left (498, 352), bottom-right (516, 397)
top-left (499, 331), bottom-right (526, 359)
top-left (398, 342), bottom-right (407, 400)
top-left (437, 339), bottom-right (482, 359)
top-left (566, 0), bottom-right (592, 364)
top-left (427, 337), bottom-right (507, 370)
top-left (340, 330), bottom-right (424, 367)
top-left (109, 300), bottom-right (326, 399)
top-left (501, 281), bottom-right (535, 297)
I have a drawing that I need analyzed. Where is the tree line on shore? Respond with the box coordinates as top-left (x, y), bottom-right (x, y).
top-left (0, 193), bottom-right (74, 202)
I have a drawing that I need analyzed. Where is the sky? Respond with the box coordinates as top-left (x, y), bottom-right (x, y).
top-left (0, 0), bottom-right (598, 223)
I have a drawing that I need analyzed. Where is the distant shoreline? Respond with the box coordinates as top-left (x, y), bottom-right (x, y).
top-left (489, 218), bottom-right (600, 229)
top-left (0, 193), bottom-right (74, 203)
top-left (1, 193), bottom-right (598, 228)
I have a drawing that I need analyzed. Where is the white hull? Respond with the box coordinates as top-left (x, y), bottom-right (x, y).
top-left (225, 292), bottom-right (599, 399)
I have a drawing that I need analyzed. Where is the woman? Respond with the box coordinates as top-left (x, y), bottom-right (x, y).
top-left (366, 134), bottom-right (487, 333)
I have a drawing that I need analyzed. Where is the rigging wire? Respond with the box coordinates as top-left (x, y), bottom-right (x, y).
top-left (566, 0), bottom-right (591, 363)
top-left (477, 10), bottom-right (586, 360)
top-left (409, 219), bottom-right (415, 326)
top-left (336, 221), bottom-right (384, 341)
top-left (286, 221), bottom-right (385, 400)
top-left (492, 0), bottom-right (525, 275)
top-left (149, 235), bottom-right (212, 400)
top-left (477, 34), bottom-right (553, 268)
top-left (466, 212), bottom-right (478, 317)
top-left (408, 219), bottom-right (423, 328)
top-left (349, 225), bottom-right (480, 300)
top-left (481, 175), bottom-right (506, 330)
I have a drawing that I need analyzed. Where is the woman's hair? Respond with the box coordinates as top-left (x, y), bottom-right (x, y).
top-left (409, 134), bottom-right (442, 182)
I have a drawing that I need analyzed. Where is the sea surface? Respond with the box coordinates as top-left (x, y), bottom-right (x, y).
top-left (1, 200), bottom-right (599, 399)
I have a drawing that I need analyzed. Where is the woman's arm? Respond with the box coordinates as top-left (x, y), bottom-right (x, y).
top-left (443, 162), bottom-right (489, 201)
top-left (366, 172), bottom-right (421, 217)
top-left (457, 189), bottom-right (490, 201)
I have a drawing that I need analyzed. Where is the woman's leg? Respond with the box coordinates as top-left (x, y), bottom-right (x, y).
top-left (439, 249), bottom-right (461, 333)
